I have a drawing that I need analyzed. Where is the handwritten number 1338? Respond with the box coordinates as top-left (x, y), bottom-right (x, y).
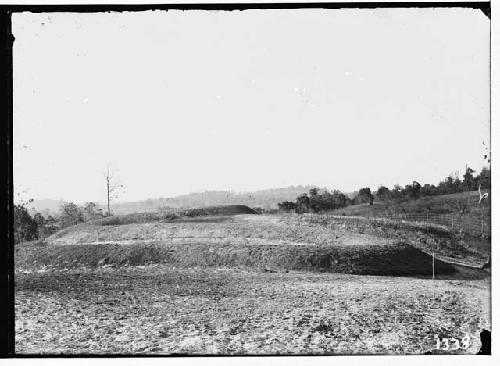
top-left (435, 334), bottom-right (470, 350)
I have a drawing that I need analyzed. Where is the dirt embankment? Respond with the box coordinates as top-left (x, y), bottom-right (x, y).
top-left (24, 213), bottom-right (488, 278)
top-left (17, 240), bottom-right (479, 278)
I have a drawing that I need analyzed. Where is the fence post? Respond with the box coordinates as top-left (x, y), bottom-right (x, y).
top-left (432, 252), bottom-right (435, 280)
top-left (451, 216), bottom-right (454, 230)
top-left (481, 221), bottom-right (484, 236)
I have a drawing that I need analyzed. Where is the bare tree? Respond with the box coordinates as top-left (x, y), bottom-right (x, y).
top-left (104, 165), bottom-right (124, 216)
top-left (444, 197), bottom-right (470, 217)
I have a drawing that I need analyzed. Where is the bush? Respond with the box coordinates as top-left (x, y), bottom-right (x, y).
top-left (59, 202), bottom-right (84, 228)
top-left (14, 205), bottom-right (38, 244)
top-left (278, 201), bottom-right (297, 212)
top-left (279, 189), bottom-right (351, 214)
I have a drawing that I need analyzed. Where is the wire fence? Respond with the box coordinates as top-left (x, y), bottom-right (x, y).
top-left (363, 213), bottom-right (490, 238)
top-left (297, 211), bottom-right (491, 238)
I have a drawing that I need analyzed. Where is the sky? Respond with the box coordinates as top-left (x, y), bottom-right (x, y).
top-left (12, 8), bottom-right (490, 203)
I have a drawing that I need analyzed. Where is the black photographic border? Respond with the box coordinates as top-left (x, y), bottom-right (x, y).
top-left (0, 1), bottom-right (491, 358)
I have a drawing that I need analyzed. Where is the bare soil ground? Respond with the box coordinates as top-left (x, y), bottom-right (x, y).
top-left (15, 265), bottom-right (489, 355)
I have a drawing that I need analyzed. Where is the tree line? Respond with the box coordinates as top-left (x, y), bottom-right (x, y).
top-left (278, 166), bottom-right (491, 214)
top-left (14, 201), bottom-right (105, 244)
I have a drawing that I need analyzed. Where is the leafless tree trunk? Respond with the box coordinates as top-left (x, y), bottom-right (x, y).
top-left (104, 165), bottom-right (123, 216)
top-left (106, 171), bottom-right (110, 215)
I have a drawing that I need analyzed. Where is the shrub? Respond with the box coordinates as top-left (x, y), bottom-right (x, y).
top-left (14, 205), bottom-right (38, 244)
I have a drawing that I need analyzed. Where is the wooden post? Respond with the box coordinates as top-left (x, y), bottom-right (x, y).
top-left (432, 252), bottom-right (435, 280)
top-left (451, 216), bottom-right (454, 230)
top-left (481, 221), bottom-right (484, 236)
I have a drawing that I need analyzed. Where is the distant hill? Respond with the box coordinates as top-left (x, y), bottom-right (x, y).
top-left (28, 185), bottom-right (320, 216)
top-left (27, 199), bottom-right (65, 216)
top-left (112, 186), bottom-right (319, 214)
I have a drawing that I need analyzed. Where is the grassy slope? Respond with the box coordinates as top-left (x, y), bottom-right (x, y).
top-left (331, 190), bottom-right (490, 218)
top-left (294, 215), bottom-right (488, 265)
